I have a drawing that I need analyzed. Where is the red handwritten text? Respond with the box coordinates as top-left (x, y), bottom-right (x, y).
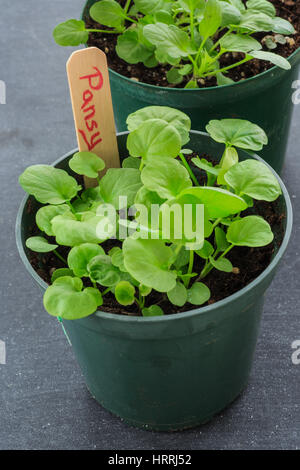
top-left (78, 66), bottom-right (103, 151)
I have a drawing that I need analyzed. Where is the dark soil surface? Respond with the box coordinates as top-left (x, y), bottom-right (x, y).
top-left (26, 157), bottom-right (285, 317)
top-left (84, 0), bottom-right (300, 88)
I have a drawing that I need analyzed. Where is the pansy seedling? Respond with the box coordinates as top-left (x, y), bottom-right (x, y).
top-left (19, 106), bottom-right (282, 320)
top-left (54, 0), bottom-right (293, 87)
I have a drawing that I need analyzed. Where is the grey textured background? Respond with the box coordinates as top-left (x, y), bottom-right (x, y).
top-left (0, 0), bottom-right (299, 450)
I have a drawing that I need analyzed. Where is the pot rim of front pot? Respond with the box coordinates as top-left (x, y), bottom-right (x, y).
top-left (15, 130), bottom-right (293, 323)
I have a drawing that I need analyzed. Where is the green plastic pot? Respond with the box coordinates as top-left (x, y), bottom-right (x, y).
top-left (82, 0), bottom-right (300, 173)
top-left (16, 131), bottom-right (292, 431)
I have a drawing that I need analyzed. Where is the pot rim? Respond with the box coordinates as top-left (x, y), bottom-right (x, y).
top-left (16, 130), bottom-right (293, 324)
top-left (81, 1), bottom-right (300, 93)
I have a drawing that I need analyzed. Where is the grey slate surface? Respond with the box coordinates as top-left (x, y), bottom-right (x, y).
top-left (0, 0), bottom-right (299, 450)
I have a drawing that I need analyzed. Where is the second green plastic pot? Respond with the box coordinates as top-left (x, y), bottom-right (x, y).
top-left (16, 131), bottom-right (292, 431)
top-left (82, 0), bottom-right (300, 173)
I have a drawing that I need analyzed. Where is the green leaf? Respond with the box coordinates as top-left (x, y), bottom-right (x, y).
top-left (178, 0), bottom-right (205, 13)
top-left (272, 17), bottom-right (295, 35)
top-left (81, 187), bottom-right (103, 204)
top-left (123, 238), bottom-right (177, 292)
top-left (238, 10), bottom-right (274, 32)
top-left (26, 236), bottom-right (58, 253)
top-left (141, 157), bottom-right (191, 200)
top-left (185, 79), bottom-right (198, 89)
top-left (51, 268), bottom-right (74, 283)
top-left (167, 281), bottom-right (187, 307)
top-left (135, 0), bottom-right (169, 14)
top-left (51, 214), bottom-right (110, 246)
top-left (143, 23), bottom-right (196, 62)
top-left (220, 2), bottom-right (241, 27)
top-left (220, 33), bottom-right (262, 53)
top-left (135, 185), bottom-right (165, 211)
top-left (69, 152), bottom-right (105, 178)
top-left (67, 243), bottom-right (104, 277)
top-left (139, 284), bottom-right (152, 296)
top-left (90, 0), bottom-right (126, 28)
top-left (248, 50), bottom-right (291, 70)
top-left (115, 281), bottom-right (135, 306)
top-left (53, 20), bottom-right (88, 46)
top-left (206, 119), bottom-right (268, 151)
top-left (154, 10), bottom-right (174, 25)
top-left (122, 156), bottom-right (141, 169)
top-left (19, 165), bottom-right (80, 204)
top-left (195, 240), bottom-right (214, 259)
top-left (217, 146), bottom-right (239, 185)
top-left (179, 186), bottom-right (247, 218)
top-left (227, 0), bottom-right (245, 13)
top-left (224, 159), bottom-right (282, 201)
top-left (100, 168), bottom-right (142, 209)
top-left (187, 282), bottom-right (211, 305)
top-left (166, 68), bottom-right (184, 85)
top-left (172, 245), bottom-right (190, 269)
top-left (110, 248), bottom-right (127, 272)
top-left (43, 277), bottom-right (102, 320)
top-left (215, 227), bottom-right (229, 252)
top-left (178, 64), bottom-right (193, 76)
top-left (87, 254), bottom-right (121, 286)
top-left (116, 29), bottom-right (154, 64)
top-left (209, 256), bottom-right (233, 273)
top-left (127, 118), bottom-right (182, 161)
top-left (199, 0), bottom-right (222, 40)
top-left (36, 204), bottom-right (71, 236)
top-left (142, 305), bottom-right (164, 316)
top-left (246, 0), bottom-right (276, 18)
top-left (127, 106), bottom-right (191, 146)
top-left (191, 157), bottom-right (220, 175)
top-left (216, 72), bottom-right (234, 86)
top-left (227, 215), bottom-right (274, 247)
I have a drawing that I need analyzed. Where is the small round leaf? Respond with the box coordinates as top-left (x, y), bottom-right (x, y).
top-left (19, 165), bottom-right (80, 204)
top-left (26, 236), bottom-right (58, 253)
top-left (187, 282), bottom-right (211, 305)
top-left (69, 152), bottom-right (105, 178)
top-left (115, 281), bottom-right (135, 306)
top-left (53, 20), bottom-right (88, 46)
top-left (167, 282), bottom-right (187, 307)
top-left (68, 243), bottom-right (105, 277)
top-left (227, 215), bottom-right (274, 247)
top-left (142, 305), bottom-right (164, 317)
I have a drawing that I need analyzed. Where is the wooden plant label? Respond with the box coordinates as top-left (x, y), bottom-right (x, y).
top-left (67, 47), bottom-right (120, 187)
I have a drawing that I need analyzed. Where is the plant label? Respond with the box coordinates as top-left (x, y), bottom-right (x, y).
top-left (67, 47), bottom-right (120, 187)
